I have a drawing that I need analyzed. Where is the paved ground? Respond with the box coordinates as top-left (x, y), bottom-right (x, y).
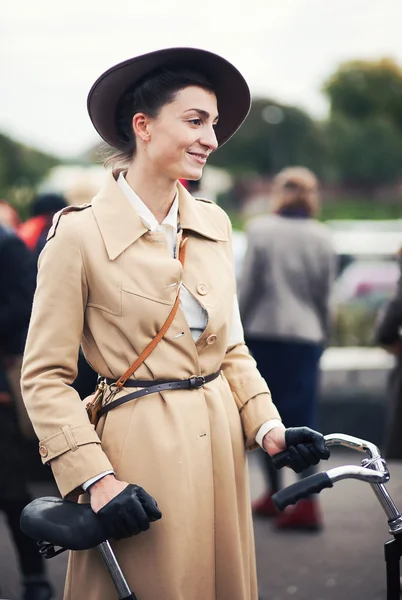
top-left (1, 449), bottom-right (401, 600)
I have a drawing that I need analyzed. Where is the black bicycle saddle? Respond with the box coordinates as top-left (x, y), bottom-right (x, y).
top-left (20, 497), bottom-right (107, 551)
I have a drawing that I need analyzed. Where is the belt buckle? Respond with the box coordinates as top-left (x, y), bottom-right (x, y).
top-left (189, 375), bottom-right (206, 389)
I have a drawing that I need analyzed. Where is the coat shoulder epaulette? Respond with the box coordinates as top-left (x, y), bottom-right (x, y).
top-left (195, 196), bottom-right (214, 205)
top-left (46, 203), bottom-right (92, 242)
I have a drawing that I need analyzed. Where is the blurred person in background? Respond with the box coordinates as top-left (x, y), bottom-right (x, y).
top-left (0, 222), bottom-right (53, 600)
top-left (18, 192), bottom-right (67, 258)
top-left (0, 199), bottom-right (21, 230)
top-left (65, 177), bottom-right (101, 206)
top-left (239, 166), bottom-right (336, 530)
top-left (375, 246), bottom-right (402, 460)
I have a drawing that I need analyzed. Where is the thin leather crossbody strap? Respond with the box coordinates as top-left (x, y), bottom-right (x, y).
top-left (114, 236), bottom-right (188, 390)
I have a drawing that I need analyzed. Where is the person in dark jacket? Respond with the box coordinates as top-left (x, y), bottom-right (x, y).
top-left (0, 223), bottom-right (53, 600)
top-left (17, 192), bottom-right (67, 258)
top-left (375, 247), bottom-right (402, 459)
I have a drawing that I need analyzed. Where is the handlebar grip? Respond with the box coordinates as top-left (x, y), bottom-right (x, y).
top-left (272, 472), bottom-right (333, 511)
top-left (271, 443), bottom-right (319, 470)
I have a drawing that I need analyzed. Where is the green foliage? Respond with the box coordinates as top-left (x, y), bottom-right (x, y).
top-left (331, 304), bottom-right (379, 347)
top-left (321, 197), bottom-right (402, 220)
top-left (321, 58), bottom-right (402, 189)
top-left (323, 58), bottom-right (402, 129)
top-left (325, 115), bottom-right (402, 187)
top-left (0, 132), bottom-right (60, 206)
top-left (208, 99), bottom-right (327, 177)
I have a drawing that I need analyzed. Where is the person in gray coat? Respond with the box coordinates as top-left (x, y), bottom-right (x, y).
top-left (238, 166), bottom-right (336, 530)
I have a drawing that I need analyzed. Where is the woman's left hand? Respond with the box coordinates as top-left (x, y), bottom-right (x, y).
top-left (262, 425), bottom-right (287, 456)
top-left (263, 426), bottom-right (330, 473)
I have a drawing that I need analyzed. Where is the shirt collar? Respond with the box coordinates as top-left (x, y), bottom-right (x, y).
top-left (91, 172), bottom-right (228, 261)
top-left (117, 172), bottom-right (178, 231)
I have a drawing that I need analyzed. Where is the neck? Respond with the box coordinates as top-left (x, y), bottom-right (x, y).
top-left (125, 159), bottom-right (178, 224)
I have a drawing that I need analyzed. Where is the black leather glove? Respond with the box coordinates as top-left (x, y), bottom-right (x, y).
top-left (284, 427), bottom-right (330, 473)
top-left (97, 484), bottom-right (162, 540)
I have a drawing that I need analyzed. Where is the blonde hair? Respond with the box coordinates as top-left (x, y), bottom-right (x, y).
top-left (271, 166), bottom-right (320, 218)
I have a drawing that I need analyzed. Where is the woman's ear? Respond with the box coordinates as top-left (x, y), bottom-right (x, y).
top-left (132, 113), bottom-right (151, 142)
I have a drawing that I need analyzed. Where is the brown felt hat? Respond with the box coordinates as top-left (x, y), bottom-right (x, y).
top-left (87, 47), bottom-right (251, 151)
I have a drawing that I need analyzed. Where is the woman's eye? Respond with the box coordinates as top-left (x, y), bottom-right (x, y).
top-left (189, 118), bottom-right (202, 126)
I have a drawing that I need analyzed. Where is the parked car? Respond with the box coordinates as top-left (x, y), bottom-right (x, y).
top-left (333, 259), bottom-right (399, 310)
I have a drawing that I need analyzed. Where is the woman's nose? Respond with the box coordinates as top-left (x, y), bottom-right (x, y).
top-left (200, 127), bottom-right (218, 152)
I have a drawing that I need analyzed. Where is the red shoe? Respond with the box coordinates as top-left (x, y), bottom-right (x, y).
top-left (274, 498), bottom-right (323, 531)
top-left (252, 493), bottom-right (279, 518)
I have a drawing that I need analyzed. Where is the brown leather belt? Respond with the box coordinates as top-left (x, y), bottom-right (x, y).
top-left (98, 370), bottom-right (221, 418)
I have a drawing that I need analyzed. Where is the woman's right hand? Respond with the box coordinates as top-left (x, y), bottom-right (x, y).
top-left (89, 475), bottom-right (162, 540)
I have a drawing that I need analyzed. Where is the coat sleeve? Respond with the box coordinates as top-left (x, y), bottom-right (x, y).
top-left (221, 213), bottom-right (281, 450)
top-left (237, 221), bottom-right (264, 329)
top-left (313, 240), bottom-right (337, 343)
top-left (21, 214), bottom-right (113, 498)
top-left (221, 342), bottom-right (281, 450)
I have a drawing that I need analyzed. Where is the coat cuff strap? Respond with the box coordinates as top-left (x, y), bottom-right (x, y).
top-left (38, 424), bottom-right (101, 463)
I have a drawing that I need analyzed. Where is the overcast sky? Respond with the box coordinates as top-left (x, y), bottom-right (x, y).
top-left (2, 0), bottom-right (402, 157)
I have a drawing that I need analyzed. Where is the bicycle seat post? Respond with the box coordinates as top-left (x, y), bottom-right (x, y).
top-left (97, 541), bottom-right (137, 600)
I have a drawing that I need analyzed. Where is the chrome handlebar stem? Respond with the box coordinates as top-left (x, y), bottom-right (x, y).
top-left (327, 465), bottom-right (389, 485)
top-left (323, 434), bottom-right (402, 531)
top-left (324, 433), bottom-right (382, 460)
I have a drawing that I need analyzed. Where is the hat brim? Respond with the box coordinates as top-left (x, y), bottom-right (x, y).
top-left (87, 47), bottom-right (251, 151)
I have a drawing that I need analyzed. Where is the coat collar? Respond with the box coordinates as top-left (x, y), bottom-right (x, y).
top-left (92, 173), bottom-right (228, 260)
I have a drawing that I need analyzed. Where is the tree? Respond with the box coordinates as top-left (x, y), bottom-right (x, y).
top-left (323, 58), bottom-right (402, 131)
top-left (0, 132), bottom-right (60, 204)
top-left (322, 58), bottom-right (402, 189)
top-left (208, 98), bottom-right (327, 177)
top-left (325, 115), bottom-right (402, 188)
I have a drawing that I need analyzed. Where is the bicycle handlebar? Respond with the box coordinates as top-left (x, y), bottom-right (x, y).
top-left (272, 473), bottom-right (333, 510)
top-left (271, 433), bottom-right (383, 470)
top-left (272, 464), bottom-right (390, 511)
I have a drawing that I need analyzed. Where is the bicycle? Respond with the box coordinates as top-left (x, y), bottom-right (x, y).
top-left (271, 433), bottom-right (402, 600)
top-left (19, 433), bottom-right (400, 600)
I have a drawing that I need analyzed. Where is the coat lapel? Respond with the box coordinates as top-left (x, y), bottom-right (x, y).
top-left (91, 173), bottom-right (148, 260)
top-left (177, 183), bottom-right (228, 242)
top-left (91, 173), bottom-right (228, 260)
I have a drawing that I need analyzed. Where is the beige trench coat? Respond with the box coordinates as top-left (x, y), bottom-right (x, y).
top-left (21, 174), bottom-right (280, 600)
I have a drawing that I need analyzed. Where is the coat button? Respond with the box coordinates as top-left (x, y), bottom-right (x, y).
top-left (206, 334), bottom-right (217, 345)
top-left (197, 283), bottom-right (208, 296)
top-left (39, 444), bottom-right (48, 458)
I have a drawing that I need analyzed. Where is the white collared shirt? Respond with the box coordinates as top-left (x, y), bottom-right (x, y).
top-left (118, 172), bottom-right (244, 344)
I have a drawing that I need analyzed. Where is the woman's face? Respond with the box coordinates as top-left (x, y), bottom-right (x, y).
top-left (142, 86), bottom-right (219, 181)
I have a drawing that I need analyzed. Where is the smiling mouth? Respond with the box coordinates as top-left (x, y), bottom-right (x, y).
top-left (187, 151), bottom-right (208, 164)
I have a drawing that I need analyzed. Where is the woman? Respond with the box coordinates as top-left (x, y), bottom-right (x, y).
top-left (239, 167), bottom-right (336, 531)
top-left (21, 49), bottom-right (328, 600)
